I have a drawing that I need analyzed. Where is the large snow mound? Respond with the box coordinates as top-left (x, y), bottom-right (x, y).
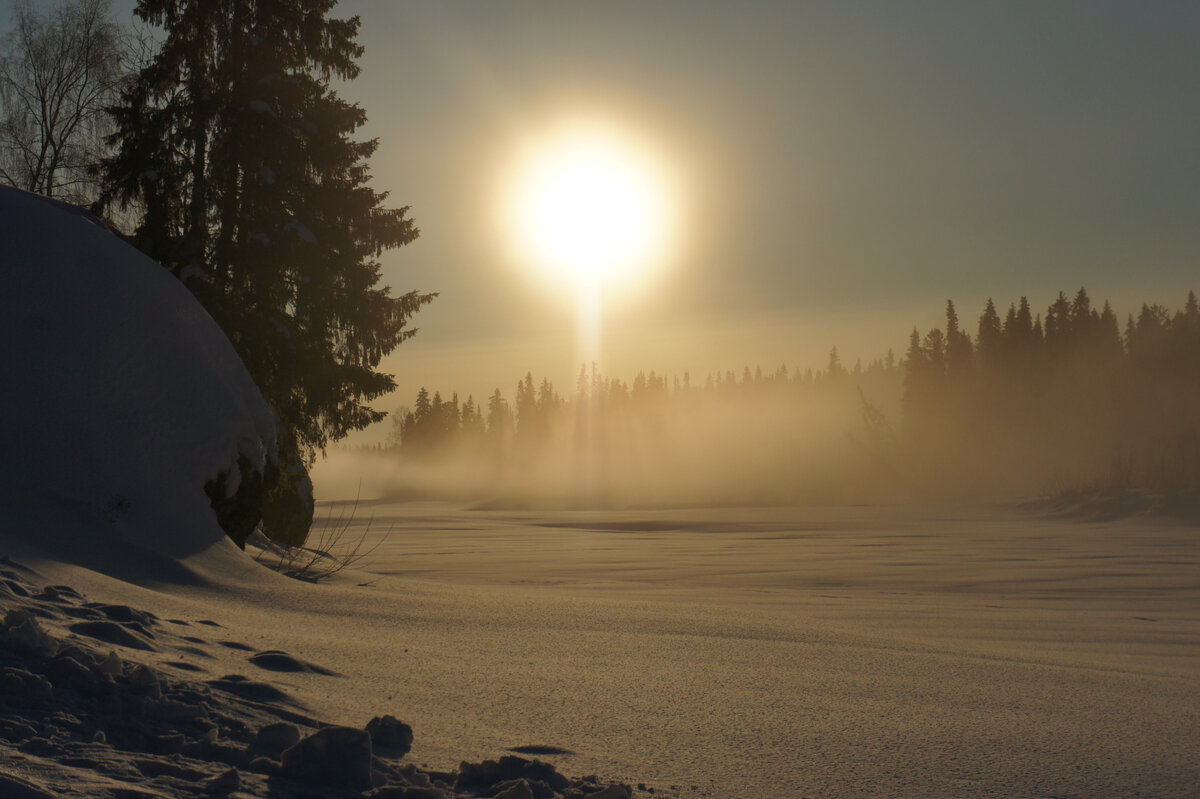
top-left (0, 187), bottom-right (276, 563)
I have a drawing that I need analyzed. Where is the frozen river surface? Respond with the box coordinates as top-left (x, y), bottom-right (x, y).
top-left (262, 501), bottom-right (1199, 798)
top-left (67, 501), bottom-right (1200, 798)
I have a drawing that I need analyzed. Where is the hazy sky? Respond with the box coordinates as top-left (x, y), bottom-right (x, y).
top-left (50, 2), bottom-right (1200, 423)
top-left (328, 1), bottom-right (1200, 411)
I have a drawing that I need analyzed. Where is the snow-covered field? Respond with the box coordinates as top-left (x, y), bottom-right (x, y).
top-left (273, 500), bottom-right (1200, 798)
top-left (7, 500), bottom-right (1198, 797)
top-left (15, 495), bottom-right (1192, 797)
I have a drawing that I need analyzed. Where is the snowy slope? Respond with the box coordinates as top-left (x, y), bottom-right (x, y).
top-left (0, 186), bottom-right (276, 565)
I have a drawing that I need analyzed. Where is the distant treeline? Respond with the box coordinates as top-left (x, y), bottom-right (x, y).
top-left (369, 288), bottom-right (1200, 500)
top-left (901, 289), bottom-right (1200, 494)
top-left (389, 349), bottom-right (900, 458)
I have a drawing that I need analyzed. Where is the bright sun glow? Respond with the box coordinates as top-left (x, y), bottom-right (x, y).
top-left (503, 122), bottom-right (677, 295)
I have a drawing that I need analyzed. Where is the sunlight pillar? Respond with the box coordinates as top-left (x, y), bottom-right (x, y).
top-left (577, 275), bottom-right (601, 367)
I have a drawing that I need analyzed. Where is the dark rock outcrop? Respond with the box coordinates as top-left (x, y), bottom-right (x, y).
top-left (455, 755), bottom-right (570, 795)
top-left (366, 715), bottom-right (414, 758)
top-left (250, 722), bottom-right (300, 756)
top-left (281, 726), bottom-right (373, 790)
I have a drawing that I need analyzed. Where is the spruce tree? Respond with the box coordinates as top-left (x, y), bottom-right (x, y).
top-left (414, 387), bottom-right (432, 423)
top-left (976, 298), bottom-right (1002, 368)
top-left (1002, 303), bottom-right (1018, 339)
top-left (944, 300), bottom-right (972, 376)
top-left (98, 1), bottom-right (434, 543)
top-left (461, 395), bottom-right (485, 440)
top-left (1045, 291), bottom-right (1073, 363)
top-left (515, 373), bottom-right (537, 442)
top-left (486, 389), bottom-right (513, 444)
top-left (1181, 292), bottom-right (1200, 379)
top-left (826, 347), bottom-right (846, 380)
top-left (1070, 287), bottom-right (1093, 331)
top-left (922, 328), bottom-right (945, 377)
top-left (431, 391), bottom-right (446, 444)
top-left (1070, 287), bottom-right (1097, 356)
top-left (901, 328), bottom-right (927, 438)
top-left (1014, 297), bottom-right (1035, 352)
top-left (1097, 301), bottom-right (1124, 362)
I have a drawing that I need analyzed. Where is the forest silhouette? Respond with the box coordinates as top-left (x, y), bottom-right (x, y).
top-left (352, 288), bottom-right (1200, 507)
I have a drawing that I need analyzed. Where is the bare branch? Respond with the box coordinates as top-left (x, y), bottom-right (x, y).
top-left (0, 0), bottom-right (132, 203)
top-left (247, 485), bottom-right (389, 582)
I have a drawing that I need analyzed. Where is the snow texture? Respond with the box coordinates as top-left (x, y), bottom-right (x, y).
top-left (0, 558), bottom-right (630, 798)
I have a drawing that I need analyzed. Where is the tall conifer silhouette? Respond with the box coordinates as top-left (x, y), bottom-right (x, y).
top-left (98, 0), bottom-right (434, 542)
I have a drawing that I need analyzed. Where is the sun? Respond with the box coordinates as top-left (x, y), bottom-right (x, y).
top-left (503, 122), bottom-right (677, 295)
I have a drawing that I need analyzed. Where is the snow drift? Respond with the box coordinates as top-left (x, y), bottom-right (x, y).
top-left (0, 557), bottom-right (635, 798)
top-left (0, 186), bottom-right (276, 565)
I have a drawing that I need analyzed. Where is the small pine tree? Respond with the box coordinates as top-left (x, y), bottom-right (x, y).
top-left (923, 328), bottom-right (945, 376)
top-left (945, 300), bottom-right (973, 375)
top-left (515, 373), bottom-right (538, 441)
top-left (977, 299), bottom-right (1002, 368)
top-left (826, 347), bottom-right (846, 380)
top-left (1015, 296), bottom-right (1036, 351)
top-left (901, 328), bottom-right (928, 437)
top-left (414, 387), bottom-right (432, 423)
top-left (486, 388), bottom-right (513, 443)
top-left (1097, 301), bottom-right (1123, 361)
top-left (1045, 291), bottom-right (1073, 362)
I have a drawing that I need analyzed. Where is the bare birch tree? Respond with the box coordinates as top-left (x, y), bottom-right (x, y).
top-left (0, 0), bottom-right (131, 204)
